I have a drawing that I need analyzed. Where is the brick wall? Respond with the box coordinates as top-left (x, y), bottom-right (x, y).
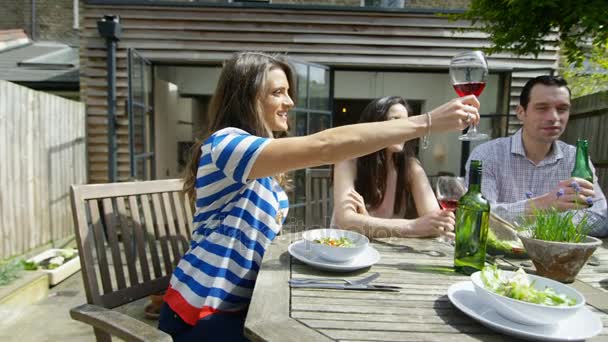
top-left (0, 0), bottom-right (78, 45)
top-left (0, 0), bottom-right (30, 33)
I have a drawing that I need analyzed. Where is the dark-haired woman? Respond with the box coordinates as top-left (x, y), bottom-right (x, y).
top-left (158, 52), bottom-right (478, 341)
top-left (332, 96), bottom-right (455, 239)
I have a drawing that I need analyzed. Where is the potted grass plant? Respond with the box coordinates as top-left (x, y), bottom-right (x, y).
top-left (516, 208), bottom-right (601, 283)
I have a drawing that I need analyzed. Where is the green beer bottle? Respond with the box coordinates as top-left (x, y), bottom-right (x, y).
top-left (454, 160), bottom-right (490, 275)
top-left (571, 139), bottom-right (593, 182)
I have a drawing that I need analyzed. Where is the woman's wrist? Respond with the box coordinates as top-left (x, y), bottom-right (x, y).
top-left (406, 115), bottom-right (429, 139)
top-left (421, 112), bottom-right (431, 149)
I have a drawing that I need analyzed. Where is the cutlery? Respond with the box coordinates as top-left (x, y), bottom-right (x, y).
top-left (289, 282), bottom-right (400, 292)
top-left (289, 272), bottom-right (379, 286)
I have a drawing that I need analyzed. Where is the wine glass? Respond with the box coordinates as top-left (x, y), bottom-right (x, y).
top-left (436, 176), bottom-right (467, 211)
top-left (435, 176), bottom-right (466, 246)
top-left (450, 50), bottom-right (489, 141)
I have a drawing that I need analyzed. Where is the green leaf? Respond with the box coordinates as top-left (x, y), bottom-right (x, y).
top-left (451, 0), bottom-right (608, 66)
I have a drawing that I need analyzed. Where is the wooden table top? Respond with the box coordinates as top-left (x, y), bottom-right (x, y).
top-left (244, 233), bottom-right (608, 342)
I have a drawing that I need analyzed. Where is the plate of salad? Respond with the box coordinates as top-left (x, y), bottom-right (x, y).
top-left (470, 266), bottom-right (584, 326)
top-left (447, 280), bottom-right (601, 341)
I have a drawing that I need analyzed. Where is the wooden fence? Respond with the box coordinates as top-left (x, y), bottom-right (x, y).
top-left (562, 91), bottom-right (608, 195)
top-left (0, 81), bottom-right (86, 260)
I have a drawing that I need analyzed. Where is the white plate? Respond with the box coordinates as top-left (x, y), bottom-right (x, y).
top-left (447, 281), bottom-right (602, 341)
top-left (288, 240), bottom-right (380, 272)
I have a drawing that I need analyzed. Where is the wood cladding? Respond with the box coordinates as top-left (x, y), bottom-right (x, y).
top-left (81, 4), bottom-right (558, 183)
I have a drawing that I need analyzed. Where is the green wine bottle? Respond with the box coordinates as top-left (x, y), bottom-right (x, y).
top-left (571, 139), bottom-right (593, 182)
top-left (454, 160), bottom-right (490, 275)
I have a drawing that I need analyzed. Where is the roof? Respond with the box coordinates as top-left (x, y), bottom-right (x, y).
top-left (0, 40), bottom-right (79, 85)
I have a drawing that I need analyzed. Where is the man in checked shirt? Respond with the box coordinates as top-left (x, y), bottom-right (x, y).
top-left (465, 75), bottom-right (608, 237)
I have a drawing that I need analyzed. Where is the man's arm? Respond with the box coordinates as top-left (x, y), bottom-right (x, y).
top-left (579, 162), bottom-right (608, 237)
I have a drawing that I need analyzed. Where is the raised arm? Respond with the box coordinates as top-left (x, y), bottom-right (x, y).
top-left (249, 95), bottom-right (480, 179)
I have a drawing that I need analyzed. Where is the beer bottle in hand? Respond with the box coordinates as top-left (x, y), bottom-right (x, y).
top-left (571, 139), bottom-right (593, 182)
top-left (454, 160), bottom-right (490, 275)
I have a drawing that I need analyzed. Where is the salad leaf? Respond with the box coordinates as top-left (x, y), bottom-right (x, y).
top-left (487, 229), bottom-right (517, 252)
top-left (480, 265), bottom-right (576, 306)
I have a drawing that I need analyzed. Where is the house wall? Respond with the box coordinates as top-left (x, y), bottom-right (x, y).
top-left (153, 77), bottom-right (197, 180)
top-left (0, 0), bottom-right (79, 45)
top-left (80, 3), bottom-right (559, 183)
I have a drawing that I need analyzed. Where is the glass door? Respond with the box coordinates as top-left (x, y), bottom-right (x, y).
top-left (287, 59), bottom-right (332, 228)
top-left (127, 49), bottom-right (155, 180)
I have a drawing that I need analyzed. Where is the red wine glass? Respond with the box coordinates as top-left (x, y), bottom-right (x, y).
top-left (450, 50), bottom-right (489, 141)
top-left (436, 176), bottom-right (466, 212)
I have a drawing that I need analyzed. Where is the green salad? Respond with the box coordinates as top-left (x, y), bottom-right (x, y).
top-left (314, 237), bottom-right (354, 247)
top-left (480, 265), bottom-right (576, 306)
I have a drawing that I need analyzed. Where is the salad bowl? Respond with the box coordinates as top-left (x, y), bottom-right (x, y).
top-left (471, 268), bottom-right (585, 326)
top-left (302, 228), bottom-right (369, 263)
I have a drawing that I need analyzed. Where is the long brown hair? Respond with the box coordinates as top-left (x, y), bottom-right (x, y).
top-left (183, 52), bottom-right (296, 201)
top-left (354, 96), bottom-right (419, 218)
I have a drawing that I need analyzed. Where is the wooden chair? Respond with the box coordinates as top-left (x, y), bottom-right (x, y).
top-left (305, 168), bottom-right (333, 228)
top-left (70, 179), bottom-right (193, 342)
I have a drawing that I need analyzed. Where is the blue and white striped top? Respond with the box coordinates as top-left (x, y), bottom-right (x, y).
top-left (164, 127), bottom-right (289, 325)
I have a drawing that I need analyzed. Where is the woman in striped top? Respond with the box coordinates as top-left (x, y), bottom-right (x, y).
top-left (159, 51), bottom-right (481, 341)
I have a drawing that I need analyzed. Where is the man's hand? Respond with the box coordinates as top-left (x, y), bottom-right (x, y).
top-left (531, 177), bottom-right (595, 211)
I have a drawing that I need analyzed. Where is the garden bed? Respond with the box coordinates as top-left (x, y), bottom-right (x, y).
top-left (26, 249), bottom-right (80, 286)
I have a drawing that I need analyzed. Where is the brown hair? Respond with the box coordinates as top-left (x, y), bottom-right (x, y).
top-left (183, 52), bottom-right (296, 201)
top-left (354, 96), bottom-right (418, 218)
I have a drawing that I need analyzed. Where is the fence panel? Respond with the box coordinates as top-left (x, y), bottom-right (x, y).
top-left (562, 91), bottom-right (608, 195)
top-left (0, 80), bottom-right (86, 260)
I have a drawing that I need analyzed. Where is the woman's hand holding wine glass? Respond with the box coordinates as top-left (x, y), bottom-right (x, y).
top-left (435, 176), bottom-right (467, 245)
top-left (450, 50), bottom-right (489, 141)
top-left (436, 176), bottom-right (467, 211)
top-left (426, 95), bottom-right (480, 132)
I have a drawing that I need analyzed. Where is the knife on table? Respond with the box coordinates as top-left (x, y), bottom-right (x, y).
top-left (289, 283), bottom-right (400, 292)
top-left (290, 272), bottom-right (380, 285)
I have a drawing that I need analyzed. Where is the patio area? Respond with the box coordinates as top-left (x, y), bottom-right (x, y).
top-left (0, 268), bottom-right (154, 342)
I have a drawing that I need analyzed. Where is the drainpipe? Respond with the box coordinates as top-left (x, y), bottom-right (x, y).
top-left (97, 15), bottom-right (121, 182)
top-left (31, 0), bottom-right (36, 40)
top-left (73, 0), bottom-right (79, 29)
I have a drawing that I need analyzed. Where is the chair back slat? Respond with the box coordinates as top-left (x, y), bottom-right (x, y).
top-left (321, 180), bottom-right (329, 221)
top-left (101, 198), bottom-right (127, 290)
top-left (71, 188), bottom-right (102, 305)
top-left (115, 196), bottom-right (139, 286)
top-left (71, 179), bottom-right (191, 309)
top-left (135, 194), bottom-right (156, 282)
top-left (150, 193), bottom-right (173, 276)
top-left (172, 192), bottom-right (190, 250)
top-left (162, 192), bottom-right (182, 265)
top-left (129, 196), bottom-right (152, 282)
top-left (305, 169), bottom-right (333, 228)
top-left (184, 193), bottom-right (194, 232)
top-left (87, 200), bottom-right (114, 294)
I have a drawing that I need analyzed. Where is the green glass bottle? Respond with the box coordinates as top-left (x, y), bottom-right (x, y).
top-left (571, 139), bottom-right (593, 182)
top-left (454, 160), bottom-right (490, 275)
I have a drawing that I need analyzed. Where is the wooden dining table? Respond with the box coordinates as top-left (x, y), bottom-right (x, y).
top-left (244, 232), bottom-right (608, 341)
